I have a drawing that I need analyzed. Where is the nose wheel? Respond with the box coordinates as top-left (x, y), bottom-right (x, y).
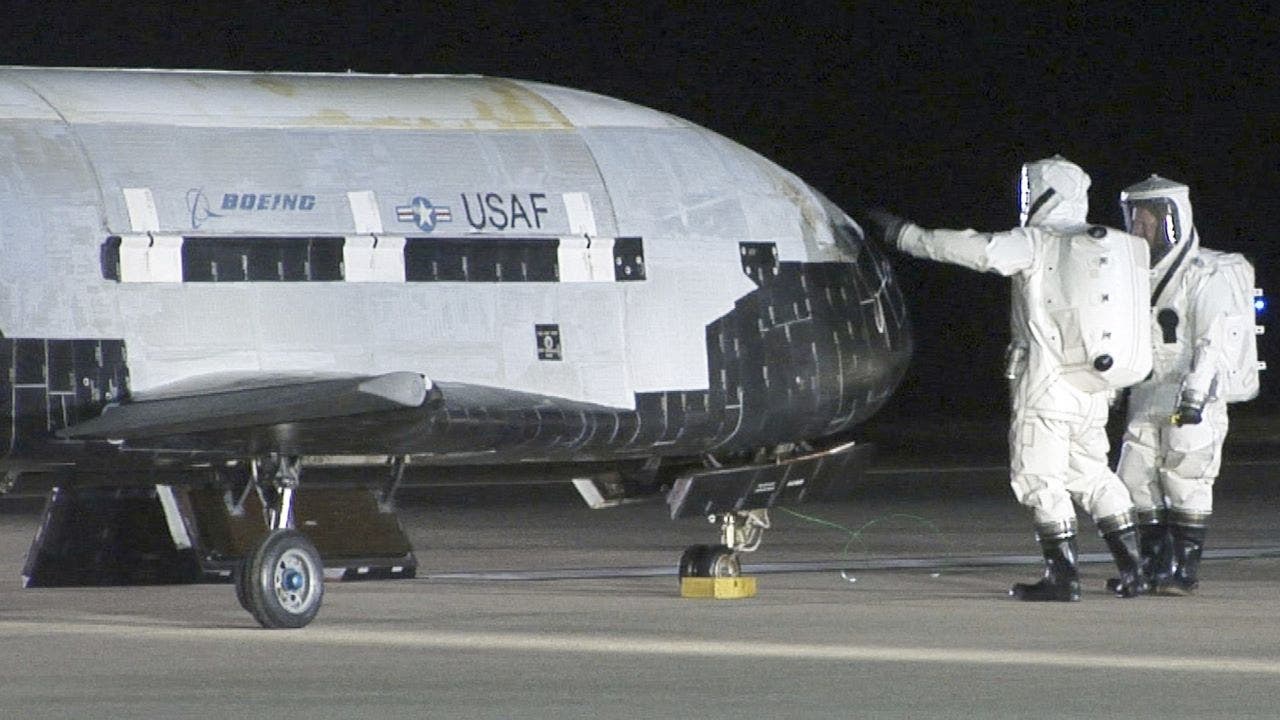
top-left (678, 544), bottom-right (741, 578)
top-left (677, 509), bottom-right (768, 583)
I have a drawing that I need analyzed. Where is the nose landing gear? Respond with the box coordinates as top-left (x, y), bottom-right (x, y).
top-left (677, 510), bottom-right (767, 598)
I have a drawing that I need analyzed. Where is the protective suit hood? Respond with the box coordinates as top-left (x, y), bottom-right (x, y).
top-left (1120, 174), bottom-right (1197, 273)
top-left (1019, 155), bottom-right (1090, 229)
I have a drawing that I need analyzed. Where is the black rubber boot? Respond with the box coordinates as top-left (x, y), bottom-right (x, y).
top-left (1103, 527), bottom-right (1149, 598)
top-left (1107, 522), bottom-right (1171, 592)
top-left (1010, 535), bottom-right (1081, 602)
top-left (1155, 524), bottom-right (1206, 596)
top-left (1140, 522), bottom-right (1174, 584)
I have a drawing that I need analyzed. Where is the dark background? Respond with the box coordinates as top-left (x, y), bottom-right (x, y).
top-left (3, 2), bottom-right (1277, 423)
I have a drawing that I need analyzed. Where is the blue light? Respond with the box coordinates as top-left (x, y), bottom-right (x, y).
top-left (1256, 297), bottom-right (1267, 313)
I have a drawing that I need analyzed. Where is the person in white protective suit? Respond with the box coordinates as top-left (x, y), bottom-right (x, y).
top-left (1114, 176), bottom-right (1240, 595)
top-left (858, 155), bottom-right (1154, 601)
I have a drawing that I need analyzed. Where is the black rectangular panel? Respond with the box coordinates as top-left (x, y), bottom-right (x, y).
top-left (46, 340), bottom-right (74, 392)
top-left (535, 324), bottom-right (562, 360)
top-left (183, 237), bottom-right (345, 282)
top-left (14, 339), bottom-right (45, 385)
top-left (613, 237), bottom-right (645, 281)
top-left (405, 237), bottom-right (559, 283)
top-left (100, 236), bottom-right (122, 281)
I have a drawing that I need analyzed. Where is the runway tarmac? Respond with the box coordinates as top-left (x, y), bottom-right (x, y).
top-left (1, 448), bottom-right (1279, 718)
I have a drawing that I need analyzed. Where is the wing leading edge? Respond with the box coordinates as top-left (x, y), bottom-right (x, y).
top-left (53, 372), bottom-right (639, 461)
top-left (57, 372), bottom-right (434, 441)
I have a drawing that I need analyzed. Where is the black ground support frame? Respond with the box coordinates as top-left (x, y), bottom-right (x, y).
top-left (186, 486), bottom-right (418, 582)
top-left (23, 486), bottom-right (203, 586)
top-left (665, 440), bottom-right (876, 520)
top-left (23, 485), bottom-right (417, 587)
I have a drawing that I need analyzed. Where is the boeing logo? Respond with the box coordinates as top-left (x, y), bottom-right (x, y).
top-left (396, 196), bottom-right (453, 232)
top-left (186, 189), bottom-right (224, 229)
top-left (186, 189), bottom-right (316, 229)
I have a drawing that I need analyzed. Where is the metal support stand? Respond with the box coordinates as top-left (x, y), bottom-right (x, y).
top-left (378, 456), bottom-right (407, 513)
top-left (223, 464), bottom-right (256, 517)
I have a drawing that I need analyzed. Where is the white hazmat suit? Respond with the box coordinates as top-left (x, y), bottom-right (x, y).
top-left (860, 156), bottom-right (1153, 600)
top-left (1116, 175), bottom-right (1255, 594)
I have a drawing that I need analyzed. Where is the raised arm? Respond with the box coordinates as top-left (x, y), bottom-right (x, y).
top-left (856, 208), bottom-right (1034, 276)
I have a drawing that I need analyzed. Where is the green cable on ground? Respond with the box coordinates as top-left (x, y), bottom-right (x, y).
top-left (777, 507), bottom-right (947, 560)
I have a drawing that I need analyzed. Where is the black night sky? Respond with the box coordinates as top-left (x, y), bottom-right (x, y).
top-left (4, 3), bottom-right (1278, 423)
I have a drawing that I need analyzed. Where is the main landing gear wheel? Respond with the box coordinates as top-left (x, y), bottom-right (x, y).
top-left (237, 529), bottom-right (325, 629)
top-left (678, 543), bottom-right (741, 581)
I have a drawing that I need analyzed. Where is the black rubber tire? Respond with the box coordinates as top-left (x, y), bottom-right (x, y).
top-left (678, 544), bottom-right (711, 579)
top-left (243, 529), bottom-right (324, 629)
top-left (698, 545), bottom-right (741, 578)
top-left (233, 556), bottom-right (252, 613)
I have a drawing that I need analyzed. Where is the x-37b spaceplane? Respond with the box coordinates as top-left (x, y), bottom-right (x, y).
top-left (0, 67), bottom-right (912, 627)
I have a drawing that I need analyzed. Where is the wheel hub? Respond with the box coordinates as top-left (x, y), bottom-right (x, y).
top-left (273, 549), bottom-right (316, 613)
top-left (282, 568), bottom-right (305, 592)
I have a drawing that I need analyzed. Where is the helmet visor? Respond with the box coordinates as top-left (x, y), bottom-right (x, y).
top-left (1123, 197), bottom-right (1180, 264)
top-left (1016, 165), bottom-right (1032, 227)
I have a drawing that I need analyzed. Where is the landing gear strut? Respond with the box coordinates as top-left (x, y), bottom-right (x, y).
top-left (677, 509), bottom-right (770, 581)
top-left (233, 456), bottom-right (325, 629)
